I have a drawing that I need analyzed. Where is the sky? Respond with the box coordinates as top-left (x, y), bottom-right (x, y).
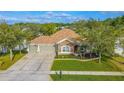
top-left (0, 11), bottom-right (124, 24)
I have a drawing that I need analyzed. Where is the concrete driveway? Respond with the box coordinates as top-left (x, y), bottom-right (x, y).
top-left (0, 52), bottom-right (55, 81)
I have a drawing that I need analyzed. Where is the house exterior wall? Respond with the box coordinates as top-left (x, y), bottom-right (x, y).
top-left (115, 47), bottom-right (124, 56)
top-left (57, 40), bottom-right (75, 54)
top-left (115, 40), bottom-right (124, 57)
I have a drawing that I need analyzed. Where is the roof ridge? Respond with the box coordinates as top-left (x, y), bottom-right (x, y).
top-left (31, 29), bottom-right (80, 44)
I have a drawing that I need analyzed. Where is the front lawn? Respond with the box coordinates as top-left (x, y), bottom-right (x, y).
top-left (0, 51), bottom-right (26, 70)
top-left (51, 59), bottom-right (119, 71)
top-left (50, 74), bottom-right (124, 81)
top-left (112, 56), bottom-right (124, 62)
top-left (109, 56), bottom-right (124, 71)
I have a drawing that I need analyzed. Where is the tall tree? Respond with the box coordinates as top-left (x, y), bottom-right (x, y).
top-left (79, 20), bottom-right (116, 63)
top-left (0, 21), bottom-right (17, 61)
top-left (40, 23), bottom-right (57, 35)
top-left (11, 24), bottom-right (26, 54)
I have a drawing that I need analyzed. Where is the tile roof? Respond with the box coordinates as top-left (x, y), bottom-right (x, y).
top-left (31, 36), bottom-right (53, 44)
top-left (31, 29), bottom-right (81, 44)
top-left (51, 29), bottom-right (80, 42)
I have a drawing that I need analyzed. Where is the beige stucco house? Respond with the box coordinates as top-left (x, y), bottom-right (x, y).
top-left (28, 29), bottom-right (82, 55)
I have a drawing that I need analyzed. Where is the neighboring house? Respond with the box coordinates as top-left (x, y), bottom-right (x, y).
top-left (14, 40), bottom-right (28, 51)
top-left (28, 29), bottom-right (82, 55)
top-left (115, 39), bottom-right (124, 57)
top-left (0, 40), bottom-right (28, 53)
top-left (0, 46), bottom-right (7, 53)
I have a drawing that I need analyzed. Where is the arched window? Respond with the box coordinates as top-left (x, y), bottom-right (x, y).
top-left (61, 45), bottom-right (71, 53)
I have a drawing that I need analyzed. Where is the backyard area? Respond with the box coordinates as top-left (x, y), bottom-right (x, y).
top-left (0, 50), bottom-right (27, 70)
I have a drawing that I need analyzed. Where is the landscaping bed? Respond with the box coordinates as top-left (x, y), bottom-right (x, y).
top-left (51, 59), bottom-right (119, 71)
top-left (50, 74), bottom-right (124, 81)
top-left (55, 54), bottom-right (80, 59)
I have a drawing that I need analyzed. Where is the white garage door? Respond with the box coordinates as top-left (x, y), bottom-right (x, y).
top-left (29, 45), bottom-right (38, 53)
top-left (29, 44), bottom-right (55, 54)
top-left (39, 44), bottom-right (55, 54)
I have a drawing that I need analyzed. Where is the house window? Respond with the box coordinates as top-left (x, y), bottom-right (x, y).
top-left (61, 45), bottom-right (71, 53)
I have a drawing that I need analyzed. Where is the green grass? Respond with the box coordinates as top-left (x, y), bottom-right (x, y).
top-left (50, 74), bottom-right (124, 81)
top-left (109, 56), bottom-right (124, 71)
top-left (51, 59), bottom-right (119, 71)
top-left (112, 56), bottom-right (124, 62)
top-left (0, 51), bottom-right (26, 70)
top-left (56, 54), bottom-right (80, 59)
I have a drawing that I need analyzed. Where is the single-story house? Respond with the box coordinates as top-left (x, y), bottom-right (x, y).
top-left (28, 28), bottom-right (124, 57)
top-left (28, 29), bottom-right (82, 55)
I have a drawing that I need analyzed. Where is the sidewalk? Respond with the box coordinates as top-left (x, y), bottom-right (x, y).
top-left (51, 71), bottom-right (124, 76)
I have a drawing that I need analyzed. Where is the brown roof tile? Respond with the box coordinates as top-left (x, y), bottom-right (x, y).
top-left (31, 29), bottom-right (81, 44)
top-left (31, 36), bottom-right (53, 44)
top-left (51, 29), bottom-right (80, 42)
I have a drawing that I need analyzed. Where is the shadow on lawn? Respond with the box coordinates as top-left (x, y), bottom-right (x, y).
top-left (102, 55), bottom-right (123, 72)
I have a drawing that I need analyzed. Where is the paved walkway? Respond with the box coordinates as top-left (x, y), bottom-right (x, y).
top-left (0, 52), bottom-right (55, 81)
top-left (51, 71), bottom-right (124, 76)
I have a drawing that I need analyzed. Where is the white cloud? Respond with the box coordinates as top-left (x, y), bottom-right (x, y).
top-left (39, 11), bottom-right (84, 22)
top-left (0, 12), bottom-right (85, 24)
top-left (0, 15), bottom-right (21, 21)
top-left (0, 14), bottom-right (41, 23)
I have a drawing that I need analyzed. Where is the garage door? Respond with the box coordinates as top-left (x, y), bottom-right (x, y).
top-left (28, 44), bottom-right (55, 54)
top-left (29, 45), bottom-right (38, 53)
top-left (39, 44), bottom-right (55, 53)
